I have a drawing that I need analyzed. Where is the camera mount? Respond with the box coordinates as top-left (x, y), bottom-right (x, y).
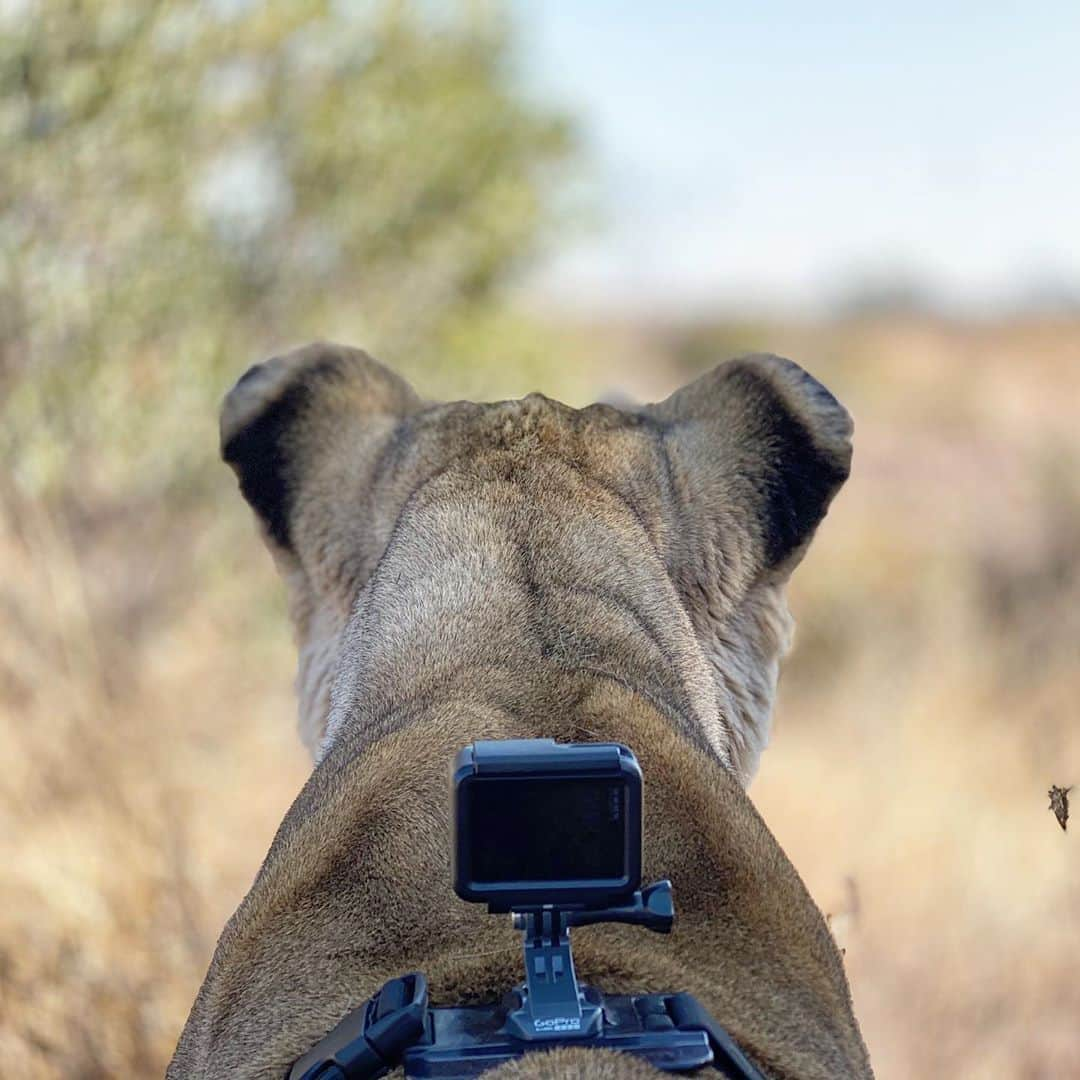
top-left (505, 880), bottom-right (675, 1040)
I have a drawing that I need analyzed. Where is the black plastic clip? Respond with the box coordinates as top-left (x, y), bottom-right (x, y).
top-left (667, 993), bottom-right (767, 1080)
top-left (288, 973), bottom-right (429, 1080)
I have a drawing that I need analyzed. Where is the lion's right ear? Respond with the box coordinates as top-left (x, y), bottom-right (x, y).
top-left (221, 341), bottom-right (422, 580)
top-left (221, 343), bottom-right (424, 754)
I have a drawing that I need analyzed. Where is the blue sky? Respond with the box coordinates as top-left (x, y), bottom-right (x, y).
top-left (512, 2), bottom-right (1080, 315)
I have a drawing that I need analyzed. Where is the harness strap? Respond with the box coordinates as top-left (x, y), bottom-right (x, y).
top-left (289, 974), bottom-right (768, 1080)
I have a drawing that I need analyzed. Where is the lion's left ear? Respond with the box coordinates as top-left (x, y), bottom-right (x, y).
top-left (641, 355), bottom-right (852, 780)
top-left (644, 353), bottom-right (852, 592)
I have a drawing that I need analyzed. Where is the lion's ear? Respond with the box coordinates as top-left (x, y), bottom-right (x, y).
top-left (221, 341), bottom-right (422, 572)
top-left (639, 355), bottom-right (851, 781)
top-left (221, 343), bottom-right (424, 754)
top-left (645, 354), bottom-right (852, 590)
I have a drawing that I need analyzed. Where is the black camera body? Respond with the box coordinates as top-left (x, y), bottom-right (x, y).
top-left (290, 740), bottom-right (765, 1080)
top-left (452, 739), bottom-right (643, 911)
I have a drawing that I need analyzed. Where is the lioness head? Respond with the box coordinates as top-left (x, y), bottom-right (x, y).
top-left (170, 345), bottom-right (870, 1078)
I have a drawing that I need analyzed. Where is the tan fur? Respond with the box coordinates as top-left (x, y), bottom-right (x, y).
top-left (169, 344), bottom-right (871, 1078)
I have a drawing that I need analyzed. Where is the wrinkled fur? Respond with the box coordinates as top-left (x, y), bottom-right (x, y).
top-left (169, 344), bottom-right (871, 1079)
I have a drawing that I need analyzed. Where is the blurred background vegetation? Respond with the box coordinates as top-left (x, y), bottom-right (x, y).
top-left (1, 2), bottom-right (1077, 1078)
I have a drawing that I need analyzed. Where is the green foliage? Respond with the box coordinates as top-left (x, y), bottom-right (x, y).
top-left (0, 0), bottom-right (576, 501)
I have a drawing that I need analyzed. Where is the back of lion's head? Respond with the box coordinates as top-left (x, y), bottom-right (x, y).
top-left (220, 343), bottom-right (851, 781)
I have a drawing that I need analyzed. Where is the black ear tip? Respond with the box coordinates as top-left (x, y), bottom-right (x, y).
top-left (736, 354), bottom-right (853, 469)
top-left (219, 352), bottom-right (318, 551)
top-left (220, 348), bottom-right (328, 459)
top-left (742, 356), bottom-right (852, 566)
top-left (221, 356), bottom-right (287, 458)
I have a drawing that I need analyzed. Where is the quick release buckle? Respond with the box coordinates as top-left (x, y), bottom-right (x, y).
top-left (287, 972), bottom-right (429, 1080)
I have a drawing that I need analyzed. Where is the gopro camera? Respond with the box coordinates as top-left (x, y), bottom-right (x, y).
top-left (453, 739), bottom-right (643, 912)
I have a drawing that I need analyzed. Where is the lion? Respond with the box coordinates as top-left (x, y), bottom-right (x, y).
top-left (168, 344), bottom-right (873, 1079)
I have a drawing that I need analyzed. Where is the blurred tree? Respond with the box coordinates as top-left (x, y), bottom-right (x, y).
top-left (0, 0), bottom-right (576, 504)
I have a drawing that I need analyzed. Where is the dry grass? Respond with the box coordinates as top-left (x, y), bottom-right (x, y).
top-left (2, 316), bottom-right (1078, 1077)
